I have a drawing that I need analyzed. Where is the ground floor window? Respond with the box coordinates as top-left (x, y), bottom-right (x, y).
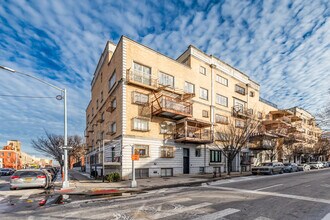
top-left (210, 150), bottom-right (221, 162)
top-left (134, 145), bottom-right (149, 157)
top-left (135, 168), bottom-right (149, 179)
top-left (161, 168), bottom-right (173, 177)
top-left (160, 146), bottom-right (174, 158)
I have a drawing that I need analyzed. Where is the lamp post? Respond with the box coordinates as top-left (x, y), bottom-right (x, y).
top-left (0, 65), bottom-right (70, 188)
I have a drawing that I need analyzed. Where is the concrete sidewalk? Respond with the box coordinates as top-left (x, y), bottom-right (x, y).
top-left (58, 169), bottom-right (252, 195)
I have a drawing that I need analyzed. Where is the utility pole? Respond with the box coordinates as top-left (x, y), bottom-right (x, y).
top-left (131, 145), bottom-right (137, 188)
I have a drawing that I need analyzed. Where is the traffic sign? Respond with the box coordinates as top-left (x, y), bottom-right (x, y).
top-left (131, 154), bottom-right (140, 160)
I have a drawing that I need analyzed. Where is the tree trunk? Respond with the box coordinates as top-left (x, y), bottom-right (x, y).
top-left (227, 157), bottom-right (232, 176)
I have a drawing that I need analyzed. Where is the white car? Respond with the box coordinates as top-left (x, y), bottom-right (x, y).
top-left (308, 162), bottom-right (324, 169)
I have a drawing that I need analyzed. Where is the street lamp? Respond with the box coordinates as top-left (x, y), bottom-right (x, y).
top-left (0, 65), bottom-right (70, 189)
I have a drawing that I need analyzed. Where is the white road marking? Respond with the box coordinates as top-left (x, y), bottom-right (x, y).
top-left (254, 217), bottom-right (273, 220)
top-left (192, 208), bottom-right (240, 220)
top-left (20, 191), bottom-right (32, 200)
top-left (151, 202), bottom-right (212, 219)
top-left (321, 184), bottom-right (330, 188)
top-left (321, 213), bottom-right (330, 220)
top-left (207, 186), bottom-right (330, 204)
top-left (92, 197), bottom-right (192, 219)
top-left (255, 184), bottom-right (283, 191)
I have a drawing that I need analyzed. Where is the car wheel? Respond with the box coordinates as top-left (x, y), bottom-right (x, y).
top-left (280, 169), bottom-right (284, 174)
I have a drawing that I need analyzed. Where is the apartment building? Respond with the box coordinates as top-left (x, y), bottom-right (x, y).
top-left (85, 36), bottom-right (282, 179)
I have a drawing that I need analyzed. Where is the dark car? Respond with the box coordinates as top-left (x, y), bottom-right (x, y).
top-left (0, 168), bottom-right (15, 176)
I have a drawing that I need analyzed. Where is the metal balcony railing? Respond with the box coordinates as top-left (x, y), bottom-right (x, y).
top-left (126, 70), bottom-right (158, 88)
top-left (152, 95), bottom-right (192, 116)
top-left (175, 126), bottom-right (211, 140)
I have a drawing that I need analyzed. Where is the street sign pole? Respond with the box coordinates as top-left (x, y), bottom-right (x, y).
top-left (131, 145), bottom-right (137, 188)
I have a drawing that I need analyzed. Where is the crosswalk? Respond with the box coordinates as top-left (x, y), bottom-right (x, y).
top-left (26, 194), bottom-right (274, 220)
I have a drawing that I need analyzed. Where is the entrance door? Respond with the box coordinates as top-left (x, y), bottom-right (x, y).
top-left (183, 148), bottom-right (190, 174)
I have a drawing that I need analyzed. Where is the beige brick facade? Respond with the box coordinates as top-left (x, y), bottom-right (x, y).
top-left (84, 36), bottom-right (321, 179)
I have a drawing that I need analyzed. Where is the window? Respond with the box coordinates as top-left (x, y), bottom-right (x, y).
top-left (215, 114), bottom-right (228, 124)
top-left (100, 72), bottom-right (103, 83)
top-left (216, 94), bottom-right (228, 107)
top-left (210, 150), bottom-right (221, 162)
top-left (258, 112), bottom-right (263, 119)
top-left (199, 66), bottom-right (206, 75)
top-left (134, 145), bottom-right (149, 157)
top-left (159, 72), bottom-right (174, 88)
top-left (87, 115), bottom-right (90, 126)
top-left (100, 91), bottom-right (103, 103)
top-left (111, 99), bottom-right (117, 112)
top-left (235, 120), bottom-right (245, 128)
top-left (199, 167), bottom-right (205, 173)
top-left (161, 168), bottom-right (173, 177)
top-left (195, 149), bottom-right (201, 157)
top-left (101, 112), bottom-right (104, 123)
top-left (202, 110), bottom-right (209, 118)
top-left (249, 91), bottom-right (255, 97)
top-left (235, 85), bottom-right (246, 95)
top-left (132, 92), bottom-right (149, 105)
top-left (109, 71), bottom-right (116, 91)
top-left (200, 87), bottom-right (208, 100)
top-left (215, 75), bottom-right (228, 86)
top-left (96, 99), bottom-right (99, 109)
top-left (133, 62), bottom-right (151, 85)
top-left (160, 121), bottom-right (176, 134)
top-left (161, 146), bottom-right (174, 158)
top-left (110, 122), bottom-right (116, 134)
top-left (92, 108), bottom-right (94, 116)
top-left (184, 82), bottom-right (195, 94)
top-left (132, 118), bottom-right (149, 131)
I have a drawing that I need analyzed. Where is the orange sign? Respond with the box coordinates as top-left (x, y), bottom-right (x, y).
top-left (131, 154), bottom-right (140, 160)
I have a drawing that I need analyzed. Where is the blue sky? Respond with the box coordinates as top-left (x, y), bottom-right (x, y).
top-left (0, 0), bottom-right (329, 156)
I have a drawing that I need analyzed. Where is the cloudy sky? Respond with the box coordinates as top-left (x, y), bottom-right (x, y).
top-left (0, 0), bottom-right (329, 156)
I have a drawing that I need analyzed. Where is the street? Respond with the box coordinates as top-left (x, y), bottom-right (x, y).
top-left (0, 169), bottom-right (330, 219)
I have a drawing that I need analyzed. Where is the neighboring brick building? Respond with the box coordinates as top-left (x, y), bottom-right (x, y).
top-left (0, 149), bottom-right (21, 169)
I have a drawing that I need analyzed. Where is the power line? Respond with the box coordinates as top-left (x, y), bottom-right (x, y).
top-left (0, 94), bottom-right (56, 99)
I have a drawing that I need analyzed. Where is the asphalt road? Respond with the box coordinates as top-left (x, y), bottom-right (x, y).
top-left (1, 169), bottom-right (330, 219)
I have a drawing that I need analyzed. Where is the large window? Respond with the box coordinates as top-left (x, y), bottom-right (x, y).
top-left (202, 110), bottom-right (209, 118)
top-left (132, 92), bottom-right (149, 105)
top-left (133, 62), bottom-right (151, 85)
top-left (215, 114), bottom-right (228, 124)
top-left (132, 118), bottom-right (149, 131)
top-left (235, 85), bottom-right (246, 95)
top-left (159, 72), bottom-right (174, 88)
top-left (134, 145), bottom-right (149, 157)
top-left (100, 91), bottom-right (103, 103)
top-left (184, 81), bottom-right (195, 94)
top-left (160, 146), bottom-right (174, 158)
top-left (215, 74), bottom-right (228, 86)
top-left (109, 71), bottom-right (116, 91)
top-left (216, 94), bottom-right (228, 107)
top-left (210, 150), bottom-right (221, 162)
top-left (200, 87), bottom-right (208, 100)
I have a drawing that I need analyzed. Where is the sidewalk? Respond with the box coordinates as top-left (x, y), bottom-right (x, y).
top-left (56, 169), bottom-right (252, 195)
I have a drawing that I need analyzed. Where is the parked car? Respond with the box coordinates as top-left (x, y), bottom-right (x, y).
top-left (252, 162), bottom-right (284, 175)
top-left (322, 162), bottom-right (328, 168)
top-left (0, 168), bottom-right (15, 176)
top-left (283, 163), bottom-right (298, 172)
top-left (308, 162), bottom-right (324, 169)
top-left (10, 169), bottom-right (50, 190)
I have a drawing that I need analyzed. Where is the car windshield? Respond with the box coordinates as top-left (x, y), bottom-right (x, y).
top-left (261, 163), bottom-right (273, 166)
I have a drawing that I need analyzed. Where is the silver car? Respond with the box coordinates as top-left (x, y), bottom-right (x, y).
top-left (252, 162), bottom-right (284, 175)
top-left (10, 169), bottom-right (50, 190)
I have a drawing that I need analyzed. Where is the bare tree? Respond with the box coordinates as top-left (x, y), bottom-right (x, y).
top-left (214, 116), bottom-right (261, 175)
top-left (31, 131), bottom-right (85, 169)
top-left (317, 89), bottom-right (330, 127)
top-left (311, 138), bottom-right (330, 161)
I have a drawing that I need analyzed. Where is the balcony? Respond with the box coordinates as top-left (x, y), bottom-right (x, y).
top-left (151, 95), bottom-right (193, 120)
top-left (174, 118), bottom-right (212, 144)
top-left (126, 70), bottom-right (158, 90)
top-left (232, 106), bottom-right (253, 118)
top-left (87, 125), bottom-right (94, 133)
top-left (104, 156), bottom-right (121, 166)
top-left (84, 129), bottom-right (89, 137)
